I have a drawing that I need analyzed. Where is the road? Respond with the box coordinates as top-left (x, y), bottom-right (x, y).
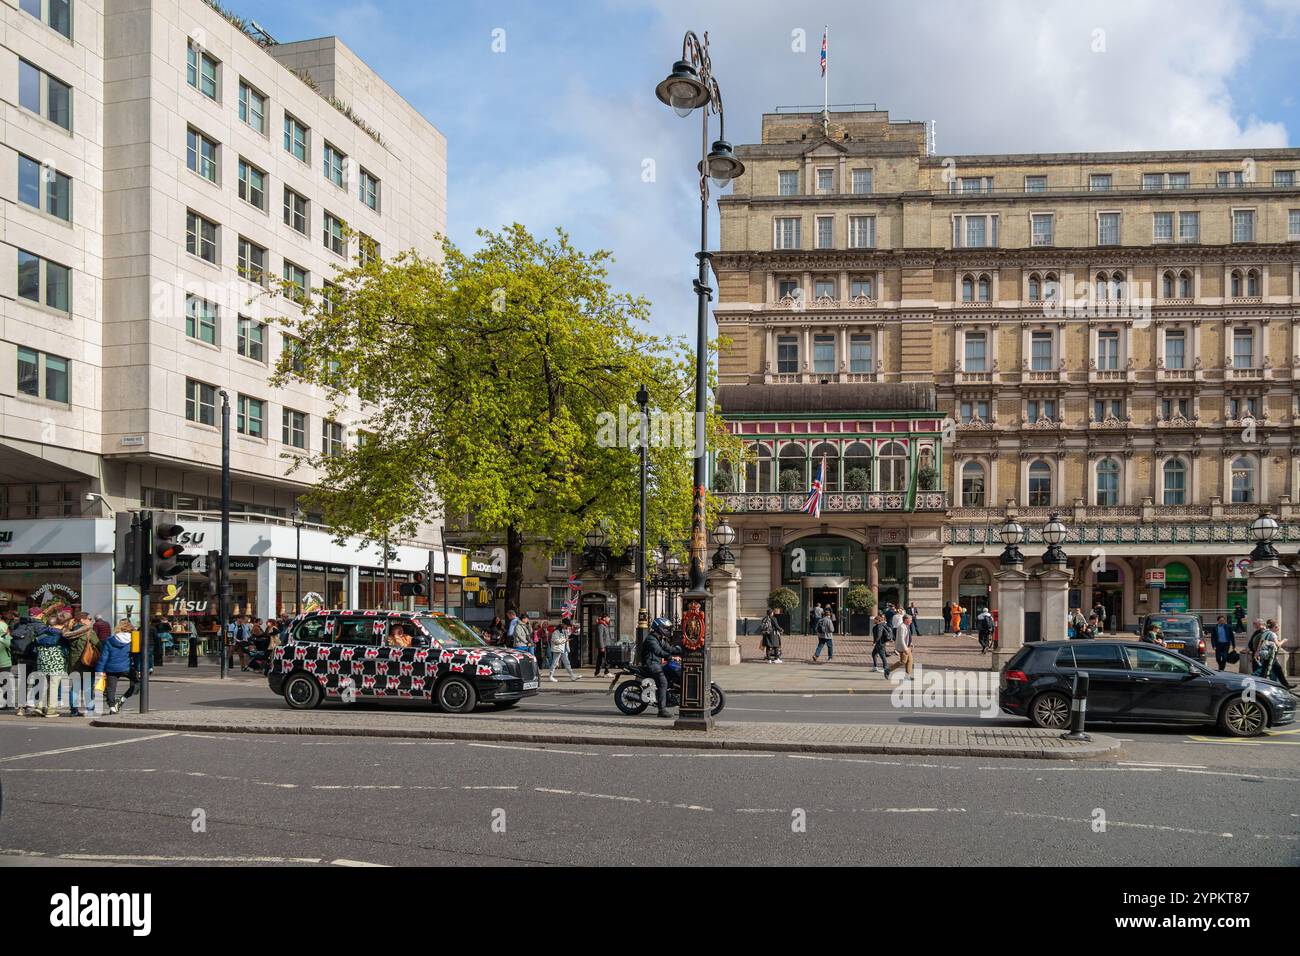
top-left (0, 675), bottom-right (1296, 866)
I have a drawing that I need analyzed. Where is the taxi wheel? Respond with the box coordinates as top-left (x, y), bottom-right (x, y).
top-left (283, 672), bottom-right (322, 710)
top-left (436, 676), bottom-right (477, 714)
top-left (1219, 697), bottom-right (1268, 737)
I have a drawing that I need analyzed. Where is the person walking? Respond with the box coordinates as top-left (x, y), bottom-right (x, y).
top-left (942, 601), bottom-right (953, 634)
top-left (1254, 619), bottom-right (1291, 686)
top-left (1246, 618), bottom-right (1267, 666)
top-left (949, 602), bottom-right (965, 636)
top-left (64, 611), bottom-right (99, 717)
top-left (895, 613), bottom-right (915, 678)
top-left (547, 616), bottom-right (579, 682)
top-left (759, 607), bottom-right (784, 663)
top-left (1232, 604), bottom-right (1247, 635)
top-left (1211, 614), bottom-right (1235, 671)
top-left (976, 607), bottom-right (995, 653)
top-left (0, 613), bottom-right (13, 714)
top-left (97, 619), bottom-right (134, 715)
top-left (152, 616), bottom-right (169, 669)
top-left (593, 614), bottom-right (613, 676)
top-left (512, 613), bottom-right (533, 654)
top-left (870, 612), bottom-right (892, 675)
top-left (812, 609), bottom-right (835, 662)
top-left (533, 619), bottom-right (550, 666)
top-left (32, 614), bottom-right (69, 717)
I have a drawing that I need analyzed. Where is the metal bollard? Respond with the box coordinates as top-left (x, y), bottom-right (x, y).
top-left (1061, 670), bottom-right (1091, 741)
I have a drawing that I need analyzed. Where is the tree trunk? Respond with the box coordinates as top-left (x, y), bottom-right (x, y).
top-left (506, 525), bottom-right (524, 613)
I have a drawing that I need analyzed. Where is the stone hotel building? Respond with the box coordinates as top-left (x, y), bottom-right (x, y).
top-left (710, 107), bottom-right (1300, 636)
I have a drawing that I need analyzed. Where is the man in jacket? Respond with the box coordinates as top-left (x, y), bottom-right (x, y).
top-left (895, 614), bottom-right (915, 678)
top-left (870, 612), bottom-right (892, 675)
top-left (812, 610), bottom-right (835, 662)
top-left (1211, 615), bottom-right (1235, 671)
top-left (759, 608), bottom-right (783, 664)
top-left (976, 608), bottom-right (995, 653)
top-left (641, 619), bottom-right (682, 718)
top-left (593, 614), bottom-right (613, 676)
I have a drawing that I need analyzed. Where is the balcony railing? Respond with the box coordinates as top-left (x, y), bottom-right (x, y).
top-left (949, 518), bottom-right (1300, 547)
top-left (722, 490), bottom-right (949, 514)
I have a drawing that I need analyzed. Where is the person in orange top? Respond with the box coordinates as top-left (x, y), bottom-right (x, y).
top-left (949, 603), bottom-right (965, 635)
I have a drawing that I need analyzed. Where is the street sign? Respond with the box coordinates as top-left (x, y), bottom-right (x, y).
top-left (1144, 569), bottom-right (1166, 587)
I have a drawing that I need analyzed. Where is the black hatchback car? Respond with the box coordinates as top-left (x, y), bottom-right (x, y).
top-left (268, 610), bottom-right (540, 713)
top-left (1000, 639), bottom-right (1295, 736)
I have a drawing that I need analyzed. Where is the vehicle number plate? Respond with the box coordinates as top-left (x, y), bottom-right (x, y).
top-left (523, 679), bottom-right (538, 690)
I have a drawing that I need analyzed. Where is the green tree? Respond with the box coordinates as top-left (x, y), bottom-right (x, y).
top-left (269, 223), bottom-right (741, 610)
top-left (767, 587), bottom-right (800, 614)
top-left (844, 585), bottom-right (876, 616)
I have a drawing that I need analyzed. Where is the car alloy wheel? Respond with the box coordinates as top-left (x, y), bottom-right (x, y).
top-left (1031, 692), bottom-right (1070, 729)
top-left (1222, 698), bottom-right (1266, 737)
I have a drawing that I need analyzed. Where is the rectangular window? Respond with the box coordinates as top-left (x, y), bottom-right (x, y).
top-left (1026, 399), bottom-right (1057, 423)
top-left (237, 237), bottom-right (267, 285)
top-left (1290, 209), bottom-right (1300, 239)
top-left (850, 277), bottom-right (874, 299)
top-left (1168, 172), bottom-right (1189, 189)
top-left (284, 114), bottom-right (309, 163)
top-left (237, 158), bottom-right (266, 209)
top-left (17, 154), bottom-right (71, 221)
top-left (185, 294), bottom-right (218, 345)
top-left (963, 333), bottom-right (987, 372)
top-left (19, 60), bottom-right (72, 130)
top-left (812, 334), bottom-right (836, 374)
top-left (848, 215), bottom-right (875, 248)
top-left (283, 335), bottom-right (306, 374)
top-left (238, 81), bottom-right (267, 134)
top-left (952, 176), bottom-right (993, 194)
top-left (237, 316), bottom-right (266, 362)
top-left (1232, 329), bottom-right (1254, 368)
top-left (952, 214), bottom-right (997, 248)
top-left (358, 234), bottom-right (380, 266)
top-left (815, 215), bottom-right (834, 249)
top-left (1097, 330), bottom-right (1119, 370)
top-left (849, 334), bottom-right (873, 373)
top-left (777, 279), bottom-right (799, 300)
top-left (1093, 399), bottom-right (1122, 421)
top-left (815, 168), bottom-right (834, 194)
top-left (549, 586), bottom-right (568, 612)
top-left (16, 347), bottom-right (69, 403)
top-left (323, 142), bottom-right (346, 188)
top-left (1218, 170), bottom-right (1244, 188)
top-left (21, 0), bottom-right (71, 37)
top-left (1274, 170), bottom-right (1296, 187)
top-left (282, 409), bottom-right (307, 449)
top-left (236, 395), bottom-right (265, 438)
top-left (778, 171), bottom-right (798, 196)
top-left (283, 262), bottom-right (309, 304)
top-left (1142, 173), bottom-right (1164, 191)
top-left (549, 552), bottom-right (570, 572)
top-left (187, 127), bottom-right (218, 183)
top-left (813, 278), bottom-right (836, 300)
top-left (1164, 330), bottom-right (1186, 369)
top-left (185, 379), bottom-right (216, 425)
top-left (322, 419), bottom-right (345, 457)
top-left (1152, 212), bottom-right (1173, 242)
top-left (1030, 213), bottom-right (1053, 246)
top-left (16, 249), bottom-right (70, 312)
top-left (851, 169), bottom-right (872, 194)
top-left (185, 210), bottom-right (218, 263)
top-left (283, 187), bottom-right (309, 234)
top-left (324, 212), bottom-right (347, 256)
top-left (776, 335), bottom-right (799, 374)
top-left (1232, 209), bottom-right (1255, 242)
top-left (959, 400), bottom-right (989, 424)
top-left (1030, 331), bottom-right (1053, 371)
top-left (186, 42), bottom-right (218, 100)
top-left (1089, 173), bottom-right (1112, 191)
top-left (1097, 212), bottom-right (1120, 245)
top-left (1178, 211), bottom-right (1199, 242)
top-left (359, 168), bottom-right (380, 211)
top-left (774, 217), bottom-right (801, 250)
top-left (1024, 175), bottom-right (1047, 193)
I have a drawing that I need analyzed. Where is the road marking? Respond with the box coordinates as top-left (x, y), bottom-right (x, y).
top-left (1176, 769), bottom-right (1300, 784)
top-left (330, 859), bottom-right (389, 867)
top-left (1118, 761), bottom-right (1207, 769)
top-left (534, 787), bottom-right (712, 811)
top-left (468, 743), bottom-right (598, 756)
top-left (0, 733), bottom-right (177, 763)
top-left (1006, 810), bottom-right (1234, 839)
top-left (1185, 735), bottom-right (1300, 746)
top-left (0, 849), bottom-right (326, 864)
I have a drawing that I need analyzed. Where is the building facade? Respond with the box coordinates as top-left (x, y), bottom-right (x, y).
top-left (711, 107), bottom-right (1300, 635)
top-left (1, 0), bottom-right (455, 622)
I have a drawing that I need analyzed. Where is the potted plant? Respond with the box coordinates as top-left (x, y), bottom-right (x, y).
top-left (711, 470), bottom-right (733, 493)
top-left (844, 585), bottom-right (876, 616)
top-left (778, 469), bottom-right (804, 493)
top-left (845, 468), bottom-right (870, 492)
top-left (917, 465), bottom-right (937, 491)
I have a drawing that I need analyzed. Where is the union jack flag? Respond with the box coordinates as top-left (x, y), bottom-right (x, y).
top-left (802, 456), bottom-right (826, 518)
top-left (820, 29), bottom-right (827, 77)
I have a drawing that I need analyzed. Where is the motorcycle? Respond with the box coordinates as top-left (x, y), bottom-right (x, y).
top-left (609, 657), bottom-right (726, 717)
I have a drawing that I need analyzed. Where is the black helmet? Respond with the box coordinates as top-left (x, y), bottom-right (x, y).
top-left (650, 616), bottom-right (674, 638)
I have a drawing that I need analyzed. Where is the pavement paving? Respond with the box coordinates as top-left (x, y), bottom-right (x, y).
top-left (91, 706), bottom-right (1119, 758)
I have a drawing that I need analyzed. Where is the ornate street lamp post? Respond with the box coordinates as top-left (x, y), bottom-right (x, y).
top-left (655, 30), bottom-right (743, 731)
top-left (1041, 513), bottom-right (1068, 567)
top-left (1249, 510), bottom-right (1279, 563)
top-left (998, 518), bottom-right (1025, 566)
top-left (711, 519), bottom-right (737, 569)
top-left (636, 384), bottom-right (650, 660)
top-left (292, 507), bottom-right (305, 614)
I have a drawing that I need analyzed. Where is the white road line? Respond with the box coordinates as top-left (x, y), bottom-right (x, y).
top-left (330, 859), bottom-right (389, 867)
top-left (1118, 761), bottom-right (1207, 769)
top-left (534, 787), bottom-right (711, 811)
top-left (468, 743), bottom-right (598, 756)
top-left (0, 732), bottom-right (177, 763)
top-left (1176, 769), bottom-right (1300, 784)
top-left (0, 849), bottom-right (324, 864)
top-left (1006, 810), bottom-right (1234, 839)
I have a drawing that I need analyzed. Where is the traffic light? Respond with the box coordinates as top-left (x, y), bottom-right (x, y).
top-left (114, 512), bottom-right (139, 585)
top-left (399, 572), bottom-right (427, 597)
top-left (206, 550), bottom-right (222, 599)
top-left (153, 521), bottom-right (187, 583)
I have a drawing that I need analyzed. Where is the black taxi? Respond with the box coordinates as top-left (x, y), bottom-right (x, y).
top-left (268, 610), bottom-right (540, 713)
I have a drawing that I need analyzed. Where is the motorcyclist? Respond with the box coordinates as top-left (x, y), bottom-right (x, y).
top-left (641, 616), bottom-right (682, 718)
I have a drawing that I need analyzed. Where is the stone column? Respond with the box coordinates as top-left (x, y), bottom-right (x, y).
top-left (257, 557), bottom-right (276, 620)
top-left (867, 546), bottom-right (879, 605)
top-left (1036, 564), bottom-right (1072, 643)
top-left (611, 571), bottom-right (639, 644)
top-left (992, 562), bottom-right (1028, 669)
top-left (707, 564), bottom-right (742, 666)
top-left (1245, 559), bottom-right (1290, 674)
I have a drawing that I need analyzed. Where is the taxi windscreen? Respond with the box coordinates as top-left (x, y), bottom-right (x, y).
top-left (419, 615), bottom-right (489, 647)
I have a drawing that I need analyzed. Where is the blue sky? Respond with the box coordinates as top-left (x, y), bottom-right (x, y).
top-left (240, 0), bottom-right (1300, 341)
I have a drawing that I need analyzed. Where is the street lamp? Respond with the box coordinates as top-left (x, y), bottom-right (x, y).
top-left (636, 384), bottom-right (650, 659)
top-left (655, 29), bottom-right (743, 732)
top-left (292, 507), bottom-right (306, 615)
top-left (711, 519), bottom-right (737, 568)
top-left (1249, 510), bottom-right (1280, 562)
top-left (584, 524), bottom-right (607, 552)
top-left (998, 518), bottom-right (1025, 566)
top-left (1041, 513), bottom-right (1068, 567)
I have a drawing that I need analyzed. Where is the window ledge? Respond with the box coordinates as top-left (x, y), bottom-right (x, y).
top-left (16, 202), bottom-right (74, 230)
top-left (16, 298), bottom-right (73, 321)
top-left (13, 393), bottom-right (71, 410)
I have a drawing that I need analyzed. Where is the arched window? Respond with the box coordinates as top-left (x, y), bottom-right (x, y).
top-left (843, 441), bottom-right (872, 491)
top-left (1095, 272), bottom-right (1109, 301)
top-left (1178, 270), bottom-right (1193, 298)
top-left (1095, 458), bottom-right (1120, 507)
top-left (713, 456), bottom-right (735, 494)
top-left (1246, 269), bottom-right (1260, 296)
top-left (1162, 458), bottom-right (1187, 505)
top-left (811, 442), bottom-right (840, 492)
top-left (1028, 460), bottom-right (1052, 506)
top-left (1231, 269), bottom-right (1242, 298)
top-left (1231, 456), bottom-right (1256, 504)
top-left (778, 443), bottom-right (807, 493)
top-left (961, 274), bottom-right (974, 302)
top-left (746, 443), bottom-right (773, 493)
top-left (1028, 273), bottom-right (1041, 302)
top-left (1044, 273), bottom-right (1059, 300)
top-left (961, 461), bottom-right (986, 507)
top-left (1162, 271), bottom-right (1175, 299)
top-left (879, 441), bottom-right (908, 492)
top-left (977, 274), bottom-right (991, 302)
top-left (1111, 271), bottom-right (1125, 300)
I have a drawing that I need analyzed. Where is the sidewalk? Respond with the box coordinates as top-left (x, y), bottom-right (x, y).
top-left (94, 707), bottom-right (1120, 759)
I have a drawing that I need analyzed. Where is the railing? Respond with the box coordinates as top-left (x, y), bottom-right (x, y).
top-left (949, 519), bottom-right (1300, 547)
top-left (722, 490), bottom-right (949, 514)
top-left (1228, 367), bottom-right (1266, 380)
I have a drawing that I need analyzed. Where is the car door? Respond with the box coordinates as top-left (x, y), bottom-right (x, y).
top-left (1053, 643), bottom-right (1129, 717)
top-left (1121, 644), bottom-right (1216, 721)
top-left (332, 615), bottom-right (382, 700)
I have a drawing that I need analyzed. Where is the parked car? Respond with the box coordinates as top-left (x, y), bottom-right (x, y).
top-left (999, 639), bottom-right (1295, 737)
top-left (1137, 612), bottom-right (1207, 661)
top-left (268, 610), bottom-right (541, 713)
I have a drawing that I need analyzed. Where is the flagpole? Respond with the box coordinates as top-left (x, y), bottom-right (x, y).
top-left (822, 25), bottom-right (829, 136)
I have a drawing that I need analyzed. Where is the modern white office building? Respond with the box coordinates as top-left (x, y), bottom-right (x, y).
top-left (0, 0), bottom-right (455, 622)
